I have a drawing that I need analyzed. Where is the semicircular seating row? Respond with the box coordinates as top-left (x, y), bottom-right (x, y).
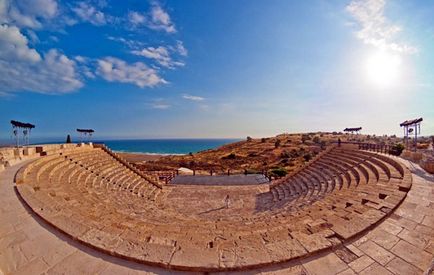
top-left (15, 145), bottom-right (412, 271)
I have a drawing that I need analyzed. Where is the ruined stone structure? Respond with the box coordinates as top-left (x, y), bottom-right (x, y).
top-left (7, 142), bottom-right (418, 272)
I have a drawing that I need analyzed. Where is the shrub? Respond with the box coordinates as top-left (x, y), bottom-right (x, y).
top-left (303, 153), bottom-right (312, 162)
top-left (247, 136), bottom-right (253, 142)
top-left (289, 149), bottom-right (299, 158)
top-left (261, 137), bottom-right (266, 143)
top-left (320, 140), bottom-right (327, 149)
top-left (274, 140), bottom-right (281, 148)
top-left (313, 136), bottom-right (321, 144)
top-left (301, 134), bottom-right (311, 144)
top-left (222, 153), bottom-right (237, 160)
top-left (280, 150), bottom-right (290, 158)
top-left (269, 167), bottom-right (288, 178)
top-left (389, 143), bottom-right (405, 156)
top-left (280, 158), bottom-right (289, 164)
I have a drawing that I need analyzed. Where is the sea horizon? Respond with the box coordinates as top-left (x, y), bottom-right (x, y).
top-left (0, 137), bottom-right (242, 155)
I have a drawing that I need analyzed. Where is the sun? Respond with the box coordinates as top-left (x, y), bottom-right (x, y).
top-left (365, 51), bottom-right (402, 88)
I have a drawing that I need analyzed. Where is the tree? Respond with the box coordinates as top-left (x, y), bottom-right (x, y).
top-left (66, 134), bottom-right (72, 143)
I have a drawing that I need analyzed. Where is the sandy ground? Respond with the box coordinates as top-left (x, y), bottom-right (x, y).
top-left (117, 152), bottom-right (164, 163)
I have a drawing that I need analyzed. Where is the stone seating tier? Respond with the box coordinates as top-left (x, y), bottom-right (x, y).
top-left (15, 145), bottom-right (412, 272)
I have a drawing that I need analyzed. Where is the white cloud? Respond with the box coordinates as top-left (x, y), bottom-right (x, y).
top-left (131, 46), bottom-right (184, 68)
top-left (0, 0), bottom-right (58, 29)
top-left (0, 47), bottom-right (83, 94)
top-left (148, 4), bottom-right (176, 33)
top-left (152, 103), bottom-right (171, 109)
top-left (182, 94), bottom-right (205, 101)
top-left (0, 25), bottom-right (41, 62)
top-left (107, 36), bottom-right (144, 49)
top-left (128, 11), bottom-right (146, 25)
top-left (128, 3), bottom-right (176, 33)
top-left (346, 0), bottom-right (417, 54)
top-left (175, 40), bottom-right (187, 56)
top-left (96, 57), bottom-right (167, 88)
top-left (74, 55), bottom-right (95, 79)
top-left (25, 29), bottom-right (39, 44)
top-left (0, 4), bottom-right (83, 95)
top-left (72, 1), bottom-right (107, 26)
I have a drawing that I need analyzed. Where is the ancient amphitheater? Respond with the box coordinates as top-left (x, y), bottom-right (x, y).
top-left (0, 143), bottom-right (433, 274)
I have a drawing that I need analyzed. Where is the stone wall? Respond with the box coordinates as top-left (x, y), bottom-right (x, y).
top-left (0, 143), bottom-right (90, 169)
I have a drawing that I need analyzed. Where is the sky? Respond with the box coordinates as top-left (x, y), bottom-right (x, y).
top-left (0, 0), bottom-right (433, 140)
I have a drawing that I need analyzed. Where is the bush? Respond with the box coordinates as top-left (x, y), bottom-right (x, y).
top-left (280, 150), bottom-right (290, 158)
top-left (274, 140), bottom-right (281, 148)
top-left (303, 153), bottom-right (312, 162)
top-left (389, 143), bottom-right (405, 156)
top-left (261, 137), bottom-right (266, 143)
top-left (313, 136), bottom-right (321, 144)
top-left (247, 136), bottom-right (253, 142)
top-left (222, 153), bottom-right (237, 160)
top-left (301, 134), bottom-right (311, 144)
top-left (269, 167), bottom-right (288, 178)
top-left (320, 140), bottom-right (327, 149)
top-left (288, 149), bottom-right (298, 158)
top-left (280, 158), bottom-right (289, 164)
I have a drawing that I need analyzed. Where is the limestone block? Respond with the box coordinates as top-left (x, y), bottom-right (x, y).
top-left (23, 147), bottom-right (37, 156)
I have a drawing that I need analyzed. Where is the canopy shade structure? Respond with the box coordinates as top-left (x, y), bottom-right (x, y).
top-left (400, 117), bottom-right (423, 151)
top-left (76, 129), bottom-right (95, 133)
top-left (344, 127), bottom-right (362, 132)
top-left (11, 120), bottom-right (35, 147)
top-left (400, 118), bottom-right (423, 127)
top-left (77, 128), bottom-right (95, 143)
top-left (11, 120), bottom-right (35, 129)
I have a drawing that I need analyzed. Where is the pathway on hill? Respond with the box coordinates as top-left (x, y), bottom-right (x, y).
top-left (0, 157), bottom-right (433, 275)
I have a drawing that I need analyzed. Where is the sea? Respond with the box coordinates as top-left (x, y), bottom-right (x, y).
top-left (1, 138), bottom-right (240, 155)
top-left (96, 139), bottom-right (240, 155)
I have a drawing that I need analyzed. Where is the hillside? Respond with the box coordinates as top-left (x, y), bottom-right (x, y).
top-left (133, 132), bottom-right (407, 176)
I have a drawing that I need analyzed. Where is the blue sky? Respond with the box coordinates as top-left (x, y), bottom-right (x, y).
top-left (0, 0), bottom-right (433, 140)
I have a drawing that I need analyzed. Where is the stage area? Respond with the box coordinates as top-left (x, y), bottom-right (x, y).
top-left (169, 174), bottom-right (270, 185)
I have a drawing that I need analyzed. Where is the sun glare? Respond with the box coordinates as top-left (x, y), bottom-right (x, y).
top-left (365, 51), bottom-right (402, 88)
